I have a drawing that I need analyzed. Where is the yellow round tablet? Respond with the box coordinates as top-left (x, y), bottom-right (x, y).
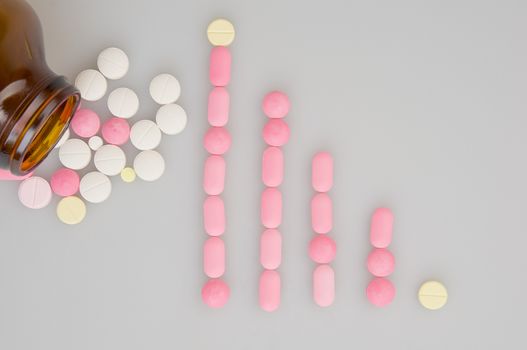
top-left (207, 19), bottom-right (235, 46)
top-left (121, 167), bottom-right (136, 183)
top-left (418, 280), bottom-right (448, 310)
top-left (57, 196), bottom-right (86, 225)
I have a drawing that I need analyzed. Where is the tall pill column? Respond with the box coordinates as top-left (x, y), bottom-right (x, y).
top-left (259, 91), bottom-right (291, 312)
top-left (310, 152), bottom-right (336, 307)
top-left (201, 19), bottom-right (235, 309)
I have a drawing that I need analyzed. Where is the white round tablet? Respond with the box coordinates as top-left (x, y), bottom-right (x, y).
top-left (88, 136), bottom-right (103, 151)
top-left (80, 171), bottom-right (112, 203)
top-left (107, 87), bottom-right (139, 119)
top-left (149, 73), bottom-right (181, 105)
top-left (97, 47), bottom-right (129, 80)
top-left (130, 119), bottom-right (162, 150)
top-left (134, 150), bottom-right (165, 182)
top-left (59, 139), bottom-right (92, 170)
top-left (94, 144), bottom-right (126, 176)
top-left (54, 128), bottom-right (70, 149)
top-left (155, 103), bottom-right (187, 135)
top-left (75, 69), bottom-right (107, 101)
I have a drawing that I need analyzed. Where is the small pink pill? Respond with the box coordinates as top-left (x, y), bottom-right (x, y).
top-left (204, 237), bottom-right (225, 278)
top-left (204, 155), bottom-right (225, 195)
top-left (208, 87), bottom-right (230, 127)
top-left (263, 119), bottom-right (290, 147)
top-left (259, 270), bottom-right (281, 312)
top-left (370, 208), bottom-right (394, 248)
top-left (203, 196), bottom-right (225, 236)
top-left (262, 147), bottom-right (283, 188)
top-left (313, 265), bottom-right (335, 307)
top-left (261, 187), bottom-right (282, 229)
top-left (309, 234), bottom-right (337, 264)
top-left (262, 91), bottom-right (290, 119)
top-left (50, 168), bottom-right (80, 197)
top-left (366, 277), bottom-right (395, 307)
top-left (312, 152), bottom-right (333, 192)
top-left (202, 278), bottom-right (230, 308)
top-left (210, 46), bottom-right (231, 87)
top-left (367, 248), bottom-right (395, 277)
top-left (260, 229), bottom-right (282, 270)
top-left (101, 117), bottom-right (130, 146)
top-left (311, 193), bottom-right (332, 234)
top-left (70, 109), bottom-right (100, 138)
top-left (204, 127), bottom-right (231, 155)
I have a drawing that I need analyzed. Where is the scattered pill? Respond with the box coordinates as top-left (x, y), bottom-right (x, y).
top-left (54, 128), bottom-right (70, 149)
top-left (309, 235), bottom-right (337, 264)
top-left (88, 136), bottom-right (103, 151)
top-left (101, 117), bottom-right (130, 146)
top-left (203, 127), bottom-right (231, 155)
top-left (263, 119), bottom-right (290, 147)
top-left (0, 169), bottom-right (33, 181)
top-left (311, 192), bottom-right (333, 234)
top-left (18, 177), bottom-right (52, 209)
top-left (261, 187), bottom-right (282, 229)
top-left (366, 277), bottom-right (395, 307)
top-left (107, 87), bottom-right (139, 119)
top-left (203, 196), bottom-right (225, 236)
top-left (155, 103), bottom-right (187, 135)
top-left (133, 150), bottom-right (165, 182)
top-left (75, 69), bottom-right (107, 101)
top-left (313, 264), bottom-right (335, 307)
top-left (120, 167), bottom-right (136, 183)
top-left (202, 278), bottom-right (230, 308)
top-left (130, 120), bottom-right (162, 151)
top-left (94, 145), bottom-right (126, 176)
top-left (260, 229), bottom-right (282, 270)
top-left (210, 46), bottom-right (231, 87)
top-left (70, 109), bottom-right (100, 138)
top-left (56, 196), bottom-right (86, 225)
top-left (207, 18), bottom-right (235, 46)
top-left (97, 47), bottom-right (129, 80)
top-left (259, 270), bottom-right (281, 312)
top-left (418, 281), bottom-right (448, 310)
top-left (262, 147), bottom-right (283, 188)
top-left (204, 237), bottom-right (225, 278)
top-left (50, 168), bottom-right (80, 197)
top-left (370, 208), bottom-right (394, 248)
top-left (79, 171), bottom-right (112, 204)
top-left (262, 91), bottom-right (290, 119)
top-left (367, 248), bottom-right (395, 277)
top-left (203, 155), bottom-right (225, 195)
top-left (149, 73), bottom-right (181, 105)
top-left (312, 152), bottom-right (333, 193)
top-left (59, 139), bottom-right (91, 170)
top-left (208, 87), bottom-right (230, 127)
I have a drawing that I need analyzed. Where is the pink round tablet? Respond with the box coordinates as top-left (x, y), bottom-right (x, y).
top-left (309, 234), bottom-right (337, 264)
top-left (370, 207), bottom-right (394, 248)
top-left (367, 248), bottom-right (395, 277)
top-left (70, 109), bottom-right (100, 138)
top-left (366, 278), bottom-right (395, 307)
top-left (202, 278), bottom-right (230, 308)
top-left (50, 168), bottom-right (80, 197)
top-left (18, 177), bottom-right (52, 209)
top-left (259, 270), bottom-right (281, 312)
top-left (263, 119), bottom-right (290, 147)
top-left (262, 91), bottom-right (290, 119)
top-left (101, 117), bottom-right (130, 146)
top-left (204, 127), bottom-right (231, 155)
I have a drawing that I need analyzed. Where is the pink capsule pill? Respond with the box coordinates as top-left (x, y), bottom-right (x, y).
top-left (366, 277), bottom-right (395, 307)
top-left (262, 91), bottom-right (290, 119)
top-left (262, 147), bottom-right (283, 188)
top-left (208, 87), bottom-right (230, 127)
top-left (204, 237), bottom-right (225, 278)
top-left (202, 278), bottom-right (230, 308)
top-left (367, 248), bottom-right (395, 277)
top-left (101, 117), bottom-right (130, 146)
top-left (260, 229), bottom-right (282, 270)
top-left (309, 234), bottom-right (337, 264)
top-left (311, 193), bottom-right (332, 234)
top-left (70, 109), bottom-right (100, 138)
top-left (263, 119), bottom-right (290, 147)
top-left (204, 127), bottom-right (231, 155)
top-left (259, 270), bottom-right (281, 312)
top-left (203, 155), bottom-right (225, 195)
top-left (261, 188), bottom-right (282, 229)
top-left (370, 207), bottom-right (394, 248)
top-left (313, 265), bottom-right (335, 307)
top-left (50, 168), bottom-right (80, 197)
top-left (203, 196), bottom-right (225, 236)
top-left (209, 46), bottom-right (231, 87)
top-left (312, 152), bottom-right (333, 192)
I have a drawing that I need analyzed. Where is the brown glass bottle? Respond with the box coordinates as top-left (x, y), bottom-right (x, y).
top-left (0, 0), bottom-right (80, 175)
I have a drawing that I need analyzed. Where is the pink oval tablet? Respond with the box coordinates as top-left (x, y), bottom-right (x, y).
top-left (210, 46), bottom-right (231, 87)
top-left (204, 127), bottom-right (231, 155)
top-left (50, 168), bottom-right (80, 197)
top-left (202, 279), bottom-right (230, 308)
top-left (204, 237), bottom-right (225, 278)
top-left (18, 177), bottom-right (52, 209)
top-left (259, 270), bottom-right (281, 312)
top-left (101, 117), bottom-right (130, 145)
top-left (309, 234), bottom-right (337, 264)
top-left (313, 265), bottom-right (335, 307)
top-left (208, 87), bottom-right (230, 127)
top-left (370, 208), bottom-right (394, 248)
top-left (263, 119), bottom-right (290, 147)
top-left (262, 91), bottom-right (290, 119)
top-left (312, 152), bottom-right (333, 192)
top-left (260, 229), bottom-right (282, 270)
top-left (70, 109), bottom-right (100, 138)
top-left (367, 248), bottom-right (395, 277)
top-left (366, 277), bottom-right (395, 307)
top-left (203, 196), bottom-right (225, 236)
top-left (262, 147), bottom-right (283, 187)
top-left (204, 155), bottom-right (225, 195)
top-left (261, 188), bottom-right (282, 229)
top-left (311, 193), bottom-right (332, 234)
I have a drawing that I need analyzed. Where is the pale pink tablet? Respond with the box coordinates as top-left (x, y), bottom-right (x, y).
top-left (18, 176), bottom-right (52, 209)
top-left (259, 270), bottom-right (281, 312)
top-left (367, 248), bottom-right (395, 277)
top-left (260, 229), bottom-right (282, 270)
top-left (101, 117), bottom-right (130, 145)
top-left (50, 168), bottom-right (80, 197)
top-left (309, 235), bottom-right (337, 264)
top-left (311, 192), bottom-right (332, 234)
top-left (262, 91), bottom-right (290, 119)
top-left (202, 279), bottom-right (230, 308)
top-left (204, 196), bottom-right (225, 236)
top-left (370, 208), bottom-right (394, 248)
top-left (204, 237), bottom-right (225, 278)
top-left (208, 87), bottom-right (230, 127)
top-left (312, 152), bottom-right (333, 193)
top-left (70, 109), bottom-right (100, 138)
top-left (0, 169), bottom-right (32, 181)
top-left (204, 127), bottom-right (231, 155)
top-left (313, 264), bottom-right (335, 307)
top-left (210, 46), bottom-right (231, 87)
top-left (204, 155), bottom-right (225, 195)
top-left (262, 147), bottom-right (283, 187)
top-left (263, 119), bottom-right (290, 147)
top-left (366, 277), bottom-right (395, 307)
top-left (261, 187), bottom-right (282, 229)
